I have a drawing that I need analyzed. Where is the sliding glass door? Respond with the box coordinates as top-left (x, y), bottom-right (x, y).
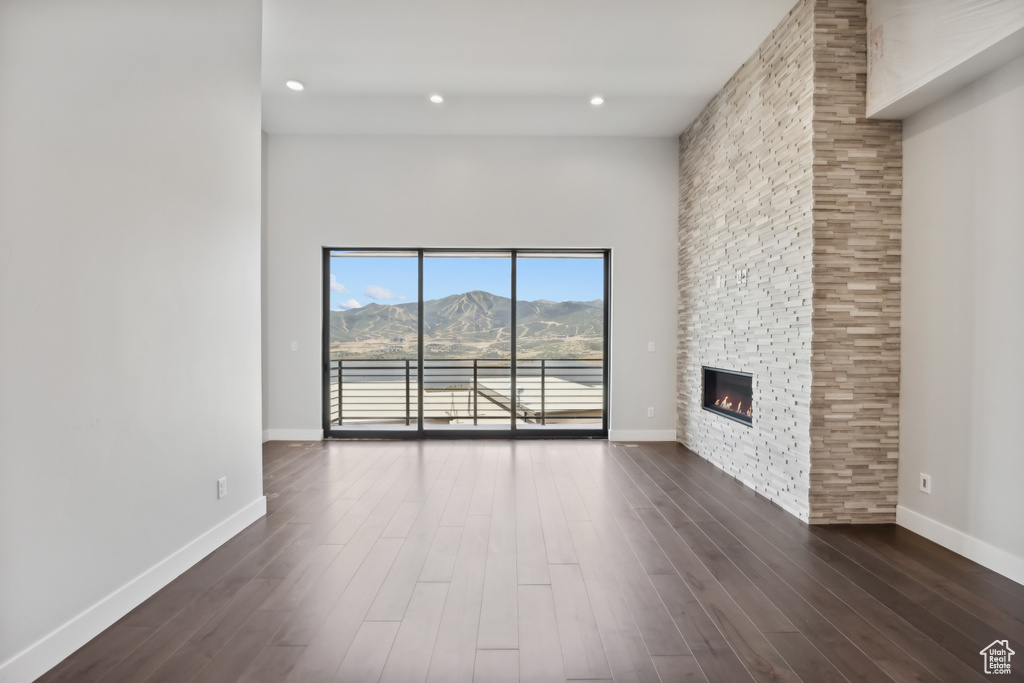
top-left (422, 252), bottom-right (513, 430)
top-left (323, 248), bottom-right (608, 438)
top-left (515, 254), bottom-right (605, 432)
top-left (325, 251), bottom-right (419, 432)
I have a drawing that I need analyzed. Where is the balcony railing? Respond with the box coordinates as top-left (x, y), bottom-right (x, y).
top-left (328, 358), bottom-right (604, 428)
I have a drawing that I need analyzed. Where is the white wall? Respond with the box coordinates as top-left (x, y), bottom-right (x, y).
top-left (264, 135), bottom-right (678, 441)
top-left (899, 54), bottom-right (1024, 584)
top-left (0, 2), bottom-right (265, 680)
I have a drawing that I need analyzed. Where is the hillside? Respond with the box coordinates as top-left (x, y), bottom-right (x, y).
top-left (330, 290), bottom-right (603, 359)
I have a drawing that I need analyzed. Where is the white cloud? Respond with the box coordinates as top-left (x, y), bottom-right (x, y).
top-left (336, 298), bottom-right (361, 310)
top-left (330, 274), bottom-right (348, 293)
top-left (365, 285), bottom-right (398, 300)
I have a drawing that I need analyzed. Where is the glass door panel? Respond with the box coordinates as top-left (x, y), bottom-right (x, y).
top-left (327, 251), bottom-right (419, 431)
top-left (422, 252), bottom-right (512, 430)
top-left (515, 253), bottom-right (606, 431)
top-left (324, 248), bottom-right (608, 438)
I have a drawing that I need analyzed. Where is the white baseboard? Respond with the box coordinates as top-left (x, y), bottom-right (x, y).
top-left (897, 505), bottom-right (1024, 586)
top-left (263, 429), bottom-right (323, 442)
top-left (608, 429), bottom-right (677, 442)
top-left (0, 497), bottom-right (267, 683)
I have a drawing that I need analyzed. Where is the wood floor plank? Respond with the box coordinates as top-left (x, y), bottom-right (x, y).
top-left (763, 632), bottom-right (847, 683)
top-left (651, 654), bottom-right (708, 683)
top-left (434, 443), bottom-right (464, 482)
top-left (635, 510), bottom-right (800, 682)
top-left (290, 446), bottom-right (391, 516)
top-left (516, 452), bottom-right (551, 585)
top-left (547, 443), bottom-right (591, 521)
top-left (381, 499), bottom-right (426, 538)
top-left (271, 476), bottom-right (418, 646)
top-left (532, 447), bottom-right (579, 565)
top-left (283, 536), bottom-right (403, 682)
top-left (518, 584), bottom-right (567, 683)
top-left (614, 506), bottom-right (677, 575)
top-left (576, 485), bottom-right (689, 657)
top-left (367, 478), bottom-right (456, 620)
top-left (257, 543), bottom-right (343, 612)
top-left (141, 577), bottom-right (282, 683)
top-left (235, 645), bottom-right (304, 683)
top-left (426, 514), bottom-right (491, 683)
top-left (419, 525), bottom-right (463, 582)
top-left (477, 485), bottom-right (519, 649)
top-left (439, 444), bottom-right (481, 527)
top-left (493, 443), bottom-right (516, 487)
top-left (647, 572), bottom-right (756, 683)
top-left (466, 446), bottom-right (498, 516)
top-left (189, 609), bottom-right (289, 683)
top-left (473, 649), bottom-right (519, 683)
top-left (566, 443), bottom-right (600, 491)
top-left (610, 446), bottom-right (798, 635)
top-left (568, 520), bottom-right (662, 683)
top-left (332, 620), bottom-right (400, 683)
top-left (379, 582), bottom-right (450, 683)
top-left (549, 563), bottom-right (612, 680)
top-left (319, 456), bottom-right (427, 545)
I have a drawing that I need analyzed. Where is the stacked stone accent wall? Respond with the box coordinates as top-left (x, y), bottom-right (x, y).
top-left (677, 0), bottom-right (816, 521)
top-left (809, 0), bottom-right (902, 523)
top-left (677, 0), bottom-right (901, 524)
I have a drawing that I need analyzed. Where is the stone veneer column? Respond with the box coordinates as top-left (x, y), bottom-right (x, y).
top-left (677, 0), bottom-right (901, 524)
top-left (809, 0), bottom-right (902, 523)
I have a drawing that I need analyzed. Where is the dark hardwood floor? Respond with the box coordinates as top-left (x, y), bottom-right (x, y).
top-left (41, 440), bottom-right (1024, 682)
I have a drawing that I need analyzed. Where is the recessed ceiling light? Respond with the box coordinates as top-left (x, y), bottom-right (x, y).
top-left (286, 80), bottom-right (305, 91)
top-left (590, 96), bottom-right (605, 106)
top-left (430, 94), bottom-right (444, 104)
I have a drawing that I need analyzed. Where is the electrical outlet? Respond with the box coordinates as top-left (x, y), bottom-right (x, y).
top-left (647, 341), bottom-right (655, 352)
top-left (919, 473), bottom-right (931, 494)
top-left (217, 476), bottom-right (228, 499)
top-left (647, 407), bottom-right (655, 418)
top-left (290, 341), bottom-right (298, 352)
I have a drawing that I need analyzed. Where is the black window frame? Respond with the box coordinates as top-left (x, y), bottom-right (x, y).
top-left (321, 247), bottom-right (610, 439)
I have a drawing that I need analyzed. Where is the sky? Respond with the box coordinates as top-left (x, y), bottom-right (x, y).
top-left (329, 253), bottom-right (604, 310)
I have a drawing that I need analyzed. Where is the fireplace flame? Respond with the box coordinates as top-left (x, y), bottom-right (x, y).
top-left (711, 393), bottom-right (753, 419)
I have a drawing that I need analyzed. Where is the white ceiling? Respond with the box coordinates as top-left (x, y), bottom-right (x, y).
top-left (261, 0), bottom-right (796, 137)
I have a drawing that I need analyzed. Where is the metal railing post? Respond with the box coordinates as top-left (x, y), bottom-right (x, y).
top-left (405, 359), bottom-right (411, 425)
top-left (342, 360), bottom-right (350, 423)
top-left (473, 359), bottom-right (478, 425)
top-left (541, 359), bottom-right (546, 425)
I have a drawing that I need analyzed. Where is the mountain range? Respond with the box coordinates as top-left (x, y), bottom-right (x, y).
top-left (330, 290), bottom-right (603, 358)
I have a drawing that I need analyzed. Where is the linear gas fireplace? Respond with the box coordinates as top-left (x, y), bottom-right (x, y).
top-left (702, 367), bottom-right (753, 426)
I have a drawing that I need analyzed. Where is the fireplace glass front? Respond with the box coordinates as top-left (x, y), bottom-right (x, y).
top-left (702, 367), bottom-right (753, 426)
